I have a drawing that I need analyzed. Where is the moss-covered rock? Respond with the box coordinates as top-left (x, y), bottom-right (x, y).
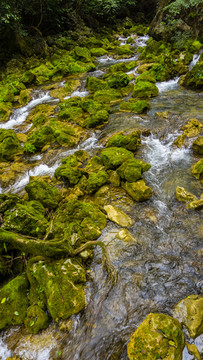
top-left (0, 193), bottom-right (22, 213)
top-left (50, 120), bottom-right (81, 147)
top-left (183, 63), bottom-right (203, 90)
top-left (175, 186), bottom-right (198, 203)
top-left (117, 159), bottom-right (151, 183)
top-left (24, 304), bottom-right (50, 334)
top-left (117, 44), bottom-right (134, 56)
top-left (31, 258), bottom-right (86, 321)
top-left (18, 89), bottom-right (32, 106)
top-left (0, 274), bottom-right (29, 330)
top-left (86, 171), bottom-right (109, 194)
top-left (173, 295), bottom-right (203, 338)
top-left (173, 119), bottom-right (203, 148)
top-left (132, 81), bottom-right (159, 98)
top-left (54, 199), bottom-right (106, 244)
top-left (106, 61), bottom-right (137, 74)
top-left (186, 199), bottom-right (203, 210)
top-left (90, 48), bottom-right (108, 57)
top-left (192, 159), bottom-right (203, 181)
top-left (106, 72), bottom-right (130, 89)
top-left (192, 136), bottom-right (203, 155)
top-left (85, 77), bottom-right (107, 93)
top-left (2, 201), bottom-right (48, 237)
top-left (106, 130), bottom-right (141, 152)
top-left (0, 129), bottom-right (22, 161)
top-left (24, 126), bottom-right (55, 153)
top-left (0, 102), bottom-right (12, 122)
top-left (50, 80), bottom-right (80, 99)
top-left (127, 313), bottom-right (185, 360)
top-left (54, 155), bottom-right (83, 185)
top-left (101, 147), bottom-right (134, 169)
top-left (122, 179), bottom-right (152, 201)
top-left (135, 71), bottom-right (156, 84)
top-left (186, 343), bottom-right (201, 360)
top-left (93, 88), bottom-right (123, 103)
top-left (75, 46), bottom-right (91, 62)
top-left (120, 99), bottom-right (150, 113)
top-left (25, 180), bottom-right (62, 209)
top-left (104, 205), bottom-right (133, 227)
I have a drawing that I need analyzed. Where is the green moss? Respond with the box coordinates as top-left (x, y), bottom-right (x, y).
top-left (85, 110), bottom-right (109, 128)
top-left (135, 71), bottom-right (156, 84)
top-left (0, 129), bottom-right (22, 161)
top-left (0, 274), bottom-right (29, 330)
top-left (50, 120), bottom-right (80, 147)
top-left (75, 46), bottom-right (92, 62)
top-left (106, 72), bottom-right (130, 89)
top-left (0, 102), bottom-right (12, 122)
top-left (24, 304), bottom-right (50, 334)
top-left (132, 81), bottom-right (159, 98)
top-left (90, 48), bottom-right (108, 57)
top-left (54, 156), bottom-right (83, 185)
top-left (117, 159), bottom-right (150, 183)
top-left (120, 100), bottom-right (150, 113)
top-left (101, 147), bottom-right (134, 169)
top-left (117, 44), bottom-right (134, 56)
top-left (183, 63), bottom-right (203, 90)
top-left (93, 88), bottom-right (122, 103)
top-left (192, 136), bottom-right (203, 155)
top-left (0, 193), bottom-right (22, 214)
top-left (192, 159), bottom-right (203, 180)
top-left (25, 126), bottom-right (55, 152)
top-left (106, 61), bottom-right (136, 74)
top-left (85, 77), bottom-right (107, 92)
top-left (122, 179), bottom-right (152, 201)
top-left (86, 171), bottom-right (109, 194)
top-left (25, 180), bottom-right (62, 209)
top-left (2, 201), bottom-right (48, 237)
top-left (18, 89), bottom-right (32, 105)
top-left (127, 313), bottom-right (185, 360)
top-left (106, 130), bottom-right (141, 152)
top-left (54, 199), bottom-right (106, 243)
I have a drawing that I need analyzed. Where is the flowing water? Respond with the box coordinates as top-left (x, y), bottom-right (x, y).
top-left (0, 34), bottom-right (203, 360)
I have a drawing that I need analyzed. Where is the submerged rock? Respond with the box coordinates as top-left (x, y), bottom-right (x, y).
top-left (0, 275), bottom-right (29, 330)
top-left (104, 205), bottom-right (133, 227)
top-left (127, 313), bottom-right (185, 360)
top-left (192, 159), bottom-right (203, 181)
top-left (186, 343), bottom-right (201, 360)
top-left (186, 199), bottom-right (203, 210)
top-left (173, 295), bottom-right (203, 338)
top-left (192, 136), bottom-right (203, 155)
top-left (116, 228), bottom-right (137, 242)
top-left (175, 186), bottom-right (198, 203)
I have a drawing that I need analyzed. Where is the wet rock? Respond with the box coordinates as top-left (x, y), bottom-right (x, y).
top-left (24, 304), bottom-right (50, 334)
top-left (120, 99), bottom-right (150, 113)
top-left (93, 88), bottom-right (123, 104)
top-left (0, 275), bottom-right (29, 330)
top-left (16, 133), bottom-right (27, 143)
top-left (108, 170), bottom-right (120, 187)
top-left (104, 205), bottom-right (133, 227)
top-left (50, 79), bottom-right (80, 99)
top-left (186, 343), bottom-right (201, 360)
top-left (31, 258), bottom-right (86, 321)
top-left (122, 179), bottom-right (152, 202)
top-left (173, 119), bottom-right (203, 148)
top-left (183, 63), bottom-right (203, 90)
top-left (2, 201), bottom-right (48, 238)
top-left (86, 171), bottom-right (109, 194)
top-left (25, 179), bottom-right (62, 209)
top-left (94, 185), bottom-right (111, 206)
top-left (137, 63), bottom-right (156, 73)
top-left (101, 147), bottom-right (134, 169)
top-left (192, 159), bottom-right (203, 181)
top-left (116, 228), bottom-right (136, 242)
top-left (186, 199), bottom-right (203, 210)
top-left (192, 136), bottom-right (203, 155)
top-left (0, 129), bottom-right (22, 162)
top-left (132, 81), bottom-right (159, 98)
top-left (173, 295), bottom-right (203, 338)
top-left (127, 313), bottom-right (185, 360)
top-left (175, 186), bottom-right (198, 203)
top-left (106, 130), bottom-right (141, 152)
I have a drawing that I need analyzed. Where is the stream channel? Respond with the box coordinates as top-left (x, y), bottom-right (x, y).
top-left (0, 34), bottom-right (202, 360)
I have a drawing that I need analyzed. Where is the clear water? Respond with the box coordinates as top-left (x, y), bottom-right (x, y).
top-left (0, 34), bottom-right (202, 360)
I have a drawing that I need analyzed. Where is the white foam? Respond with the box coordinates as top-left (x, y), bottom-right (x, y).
top-left (135, 35), bottom-right (150, 47)
top-left (0, 92), bottom-right (53, 130)
top-left (156, 77), bottom-right (180, 93)
top-left (0, 337), bottom-right (11, 359)
top-left (189, 53), bottom-right (201, 70)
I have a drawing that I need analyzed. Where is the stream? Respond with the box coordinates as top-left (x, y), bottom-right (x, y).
top-left (0, 34), bottom-right (202, 360)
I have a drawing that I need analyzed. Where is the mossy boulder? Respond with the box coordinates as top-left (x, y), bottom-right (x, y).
top-left (0, 129), bottom-right (22, 161)
top-left (25, 180), bottom-right (62, 209)
top-left (132, 81), bottom-right (159, 98)
top-left (192, 159), bottom-right (203, 181)
top-left (54, 199), bottom-right (106, 244)
top-left (90, 48), bottom-right (108, 57)
top-left (186, 199), bottom-right (203, 210)
top-left (117, 159), bottom-right (151, 183)
top-left (93, 88), bottom-right (122, 103)
top-left (86, 171), bottom-right (109, 194)
top-left (74, 46), bottom-right (91, 62)
top-left (106, 130), bottom-right (141, 152)
top-left (192, 136), bottom-right (203, 155)
top-left (175, 186), bottom-right (198, 203)
top-left (85, 109), bottom-right (109, 128)
top-left (0, 274), bottom-right (29, 330)
top-left (117, 44), bottom-right (134, 56)
top-left (174, 119), bottom-right (203, 148)
top-left (24, 126), bottom-right (55, 153)
top-left (173, 295), bottom-right (203, 339)
top-left (85, 77), bottom-right (107, 93)
top-left (0, 102), bottom-right (12, 122)
top-left (101, 147), bottom-right (134, 169)
top-left (18, 89), bottom-right (32, 106)
top-left (50, 120), bottom-right (81, 147)
top-left (0, 193), bottom-right (22, 213)
top-left (54, 155), bottom-right (83, 185)
top-left (31, 258), bottom-right (86, 321)
top-left (107, 61), bottom-right (137, 74)
top-left (122, 179), bottom-right (152, 201)
top-left (120, 100), bottom-right (150, 113)
top-left (2, 201), bottom-right (48, 237)
top-left (106, 73), bottom-right (130, 89)
top-left (50, 80), bottom-right (80, 100)
top-left (135, 71), bottom-right (156, 84)
top-left (183, 63), bottom-right (203, 90)
top-left (127, 313), bottom-right (185, 360)
top-left (24, 304), bottom-right (50, 334)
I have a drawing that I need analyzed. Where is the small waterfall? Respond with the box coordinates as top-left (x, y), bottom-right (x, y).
top-left (189, 53), bottom-right (201, 70)
top-left (0, 91), bottom-right (55, 130)
top-left (156, 77), bottom-right (180, 93)
top-left (135, 35), bottom-right (150, 47)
